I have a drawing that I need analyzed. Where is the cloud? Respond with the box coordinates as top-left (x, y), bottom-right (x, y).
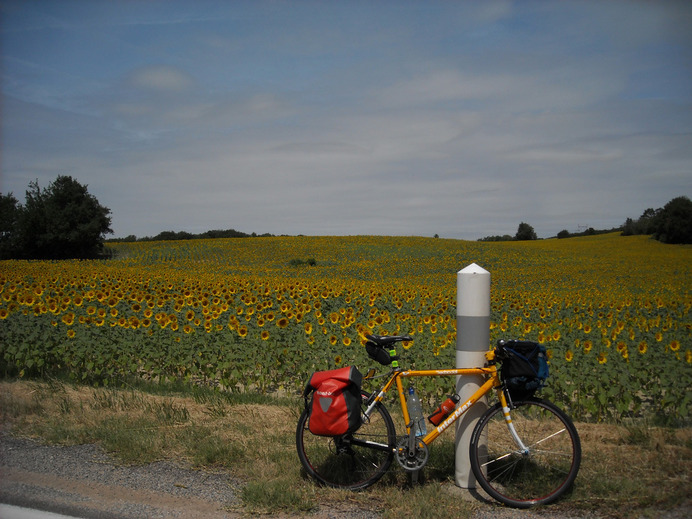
top-left (1, 1), bottom-right (690, 240)
top-left (127, 65), bottom-right (195, 93)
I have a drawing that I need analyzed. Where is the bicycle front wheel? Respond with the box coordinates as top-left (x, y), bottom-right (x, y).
top-left (469, 398), bottom-right (581, 508)
top-left (296, 391), bottom-right (396, 490)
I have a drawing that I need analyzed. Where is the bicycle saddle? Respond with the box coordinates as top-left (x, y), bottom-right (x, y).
top-left (365, 334), bottom-right (413, 347)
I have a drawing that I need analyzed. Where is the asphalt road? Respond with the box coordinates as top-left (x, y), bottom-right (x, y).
top-left (0, 503), bottom-right (85, 519)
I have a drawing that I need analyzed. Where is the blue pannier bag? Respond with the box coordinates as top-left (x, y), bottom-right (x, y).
top-left (500, 340), bottom-right (549, 399)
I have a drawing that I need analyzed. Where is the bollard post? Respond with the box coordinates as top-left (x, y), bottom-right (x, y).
top-left (455, 263), bottom-right (490, 488)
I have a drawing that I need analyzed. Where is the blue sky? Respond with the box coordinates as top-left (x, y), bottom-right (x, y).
top-left (1, 0), bottom-right (691, 240)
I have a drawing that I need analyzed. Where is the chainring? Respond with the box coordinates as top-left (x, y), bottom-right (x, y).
top-left (395, 436), bottom-right (429, 471)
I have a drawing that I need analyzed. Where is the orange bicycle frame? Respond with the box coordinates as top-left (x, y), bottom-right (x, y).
top-left (365, 349), bottom-right (505, 446)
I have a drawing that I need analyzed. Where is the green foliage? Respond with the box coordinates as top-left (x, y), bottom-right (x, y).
top-left (653, 196), bottom-right (692, 244)
top-left (110, 228), bottom-right (274, 243)
top-left (478, 234), bottom-right (514, 242)
top-left (515, 222), bottom-right (537, 241)
top-left (622, 196), bottom-right (692, 244)
top-left (1, 176), bottom-right (112, 259)
top-left (0, 193), bottom-right (20, 259)
top-left (288, 257), bottom-right (317, 267)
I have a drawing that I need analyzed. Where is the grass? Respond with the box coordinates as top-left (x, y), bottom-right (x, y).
top-left (1, 378), bottom-right (691, 518)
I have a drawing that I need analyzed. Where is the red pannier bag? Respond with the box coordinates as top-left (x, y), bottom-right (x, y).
top-left (303, 366), bottom-right (363, 436)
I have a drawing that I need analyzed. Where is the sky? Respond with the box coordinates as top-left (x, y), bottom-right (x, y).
top-left (1, 0), bottom-right (691, 240)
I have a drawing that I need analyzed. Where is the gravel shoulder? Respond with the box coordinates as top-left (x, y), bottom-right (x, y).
top-left (0, 431), bottom-right (243, 519)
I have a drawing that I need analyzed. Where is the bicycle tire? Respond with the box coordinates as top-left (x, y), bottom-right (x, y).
top-left (469, 397), bottom-right (581, 508)
top-left (296, 390), bottom-right (396, 490)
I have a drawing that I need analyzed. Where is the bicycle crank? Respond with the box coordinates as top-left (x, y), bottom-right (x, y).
top-left (395, 436), bottom-right (429, 471)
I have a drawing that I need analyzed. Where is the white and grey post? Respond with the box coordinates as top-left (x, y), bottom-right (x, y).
top-left (454, 263), bottom-right (490, 488)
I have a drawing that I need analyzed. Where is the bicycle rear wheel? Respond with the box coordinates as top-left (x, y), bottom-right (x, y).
top-left (469, 397), bottom-right (581, 508)
top-left (296, 391), bottom-right (396, 490)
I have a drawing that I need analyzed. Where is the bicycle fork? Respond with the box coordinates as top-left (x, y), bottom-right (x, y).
top-left (499, 391), bottom-right (529, 455)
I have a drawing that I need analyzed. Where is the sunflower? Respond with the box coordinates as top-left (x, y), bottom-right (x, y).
top-left (565, 350), bottom-right (574, 362)
top-left (277, 317), bottom-right (289, 329)
top-left (597, 352), bottom-right (607, 364)
top-left (583, 340), bottom-right (593, 353)
top-left (238, 325), bottom-right (248, 337)
top-left (261, 330), bottom-right (270, 341)
top-left (67, 329), bottom-right (76, 339)
top-left (334, 355), bottom-right (342, 365)
top-left (304, 323), bottom-right (313, 335)
top-left (638, 341), bottom-right (647, 355)
top-left (669, 340), bottom-right (680, 352)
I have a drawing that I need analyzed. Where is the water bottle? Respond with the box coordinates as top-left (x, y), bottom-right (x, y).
top-left (407, 386), bottom-right (427, 437)
top-left (428, 394), bottom-right (460, 426)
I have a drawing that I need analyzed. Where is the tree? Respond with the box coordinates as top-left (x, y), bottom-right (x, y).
top-left (652, 196), bottom-right (692, 244)
top-left (11, 175), bottom-right (113, 259)
top-left (515, 222), bottom-right (537, 241)
top-left (0, 193), bottom-right (20, 259)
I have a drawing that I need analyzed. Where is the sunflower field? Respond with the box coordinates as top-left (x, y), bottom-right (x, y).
top-left (1, 233), bottom-right (690, 422)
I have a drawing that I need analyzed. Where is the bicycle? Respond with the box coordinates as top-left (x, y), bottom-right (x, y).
top-left (296, 334), bottom-right (581, 508)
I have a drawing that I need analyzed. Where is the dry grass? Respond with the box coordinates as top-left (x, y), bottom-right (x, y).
top-left (2, 379), bottom-right (691, 518)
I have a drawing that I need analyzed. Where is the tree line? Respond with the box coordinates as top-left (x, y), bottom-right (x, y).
top-left (1, 175), bottom-right (690, 260)
top-left (480, 196), bottom-right (692, 245)
top-left (108, 228), bottom-right (274, 243)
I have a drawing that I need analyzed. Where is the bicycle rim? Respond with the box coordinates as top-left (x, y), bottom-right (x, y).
top-left (296, 391), bottom-right (396, 490)
top-left (470, 398), bottom-right (581, 508)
